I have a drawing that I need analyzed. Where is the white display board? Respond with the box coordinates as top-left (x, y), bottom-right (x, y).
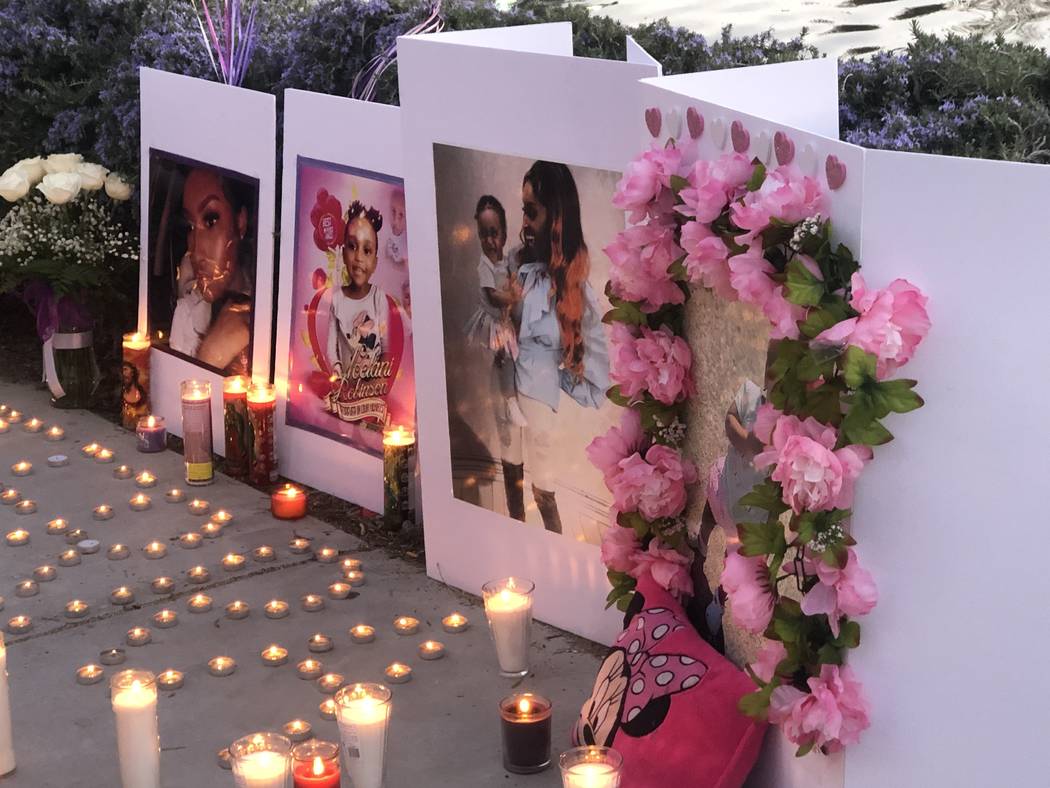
top-left (138, 68), bottom-right (277, 449)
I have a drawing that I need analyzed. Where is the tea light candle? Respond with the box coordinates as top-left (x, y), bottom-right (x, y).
top-left (5, 530), bottom-right (29, 547)
top-left (334, 683), bottom-right (392, 788)
top-left (6, 410), bottom-right (20, 423)
top-left (316, 673), bottom-right (344, 694)
top-left (143, 541), bottom-right (167, 560)
top-left (318, 698), bottom-right (337, 721)
top-left (393, 616), bottom-right (419, 636)
top-left (307, 633), bottom-right (333, 653)
top-left (150, 577), bottom-right (174, 594)
top-left (164, 487), bottom-right (185, 503)
top-left (125, 627), bottom-right (151, 647)
top-left (113, 464), bottom-right (133, 480)
top-left (76, 664), bottom-right (105, 686)
top-left (221, 553), bottom-right (246, 572)
top-left (129, 493), bottom-right (151, 511)
top-left (199, 521), bottom-right (223, 539)
top-left (92, 504), bottom-right (114, 520)
top-left (327, 582), bottom-right (351, 600)
top-left (283, 719), bottom-right (313, 743)
top-left (152, 609), bottom-right (177, 629)
top-left (442, 612), bottom-right (470, 633)
top-left (345, 570), bottom-right (366, 587)
top-left (211, 509), bottom-right (234, 526)
top-left (419, 640), bottom-right (446, 661)
top-left (0, 489), bottom-right (19, 505)
top-left (45, 425), bottom-right (64, 441)
top-left (340, 558), bottom-right (363, 574)
top-left (180, 380), bottom-right (214, 485)
top-left (94, 447), bottom-right (115, 463)
top-left (33, 565), bottom-right (56, 582)
top-left (483, 577), bottom-right (535, 678)
top-left (6, 616), bottom-right (30, 634)
top-left (65, 600), bottom-right (89, 619)
top-left (315, 547), bottom-right (338, 564)
top-left (186, 498), bottom-right (209, 516)
top-left (349, 624), bottom-right (375, 644)
top-left (58, 549), bottom-right (81, 566)
top-left (178, 532), bottom-right (202, 549)
top-left (14, 580), bottom-right (38, 598)
top-left (559, 747), bottom-right (623, 788)
top-left (272, 484), bottom-right (307, 520)
top-left (109, 586), bottom-right (134, 605)
top-left (100, 648), bottom-right (126, 666)
top-left (46, 518), bottom-right (68, 535)
top-left (208, 656), bottom-right (236, 677)
top-left (0, 419), bottom-right (7, 434)
top-left (301, 594), bottom-right (325, 613)
top-left (80, 442), bottom-right (100, 457)
top-left (13, 500), bottom-right (35, 515)
top-left (157, 669), bottom-right (184, 691)
top-left (500, 693), bottom-right (553, 774)
top-left (217, 748), bottom-right (233, 770)
top-left (10, 461), bottom-right (31, 477)
top-left (252, 545), bottom-right (275, 563)
top-left (186, 566), bottom-right (210, 584)
top-left (78, 539), bottom-right (100, 554)
top-left (187, 594), bottom-right (213, 613)
top-left (261, 644), bottom-right (288, 667)
top-left (384, 662), bottom-right (412, 684)
top-left (264, 599), bottom-right (290, 619)
top-left (23, 417), bottom-right (43, 433)
top-left (136, 415), bottom-right (166, 454)
top-left (107, 544), bottom-right (130, 561)
top-left (134, 470), bottom-right (156, 488)
top-left (46, 454), bottom-right (68, 468)
top-left (297, 659), bottom-right (324, 680)
top-left (292, 740), bottom-right (340, 788)
top-left (288, 537), bottom-right (311, 554)
top-left (65, 529), bottom-right (87, 545)
top-left (225, 600), bottom-right (250, 620)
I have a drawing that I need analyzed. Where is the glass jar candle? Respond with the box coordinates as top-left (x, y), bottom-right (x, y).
top-left (500, 693), bottom-right (553, 774)
top-left (221, 375), bottom-right (250, 480)
top-left (179, 380), bottom-right (213, 486)
top-left (291, 740), bottom-right (340, 788)
top-left (246, 383), bottom-right (278, 485)
top-left (135, 416), bottom-right (166, 454)
top-left (230, 732), bottom-right (292, 787)
top-left (483, 578), bottom-right (535, 678)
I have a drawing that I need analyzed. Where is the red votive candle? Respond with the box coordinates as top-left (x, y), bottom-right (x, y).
top-left (500, 693), bottom-right (552, 774)
top-left (272, 484), bottom-right (307, 520)
top-left (222, 375), bottom-right (250, 480)
top-left (292, 740), bottom-right (340, 788)
top-left (247, 383), bottom-right (278, 485)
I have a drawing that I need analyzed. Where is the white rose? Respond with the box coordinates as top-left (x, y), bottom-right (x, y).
top-left (36, 172), bottom-right (82, 205)
top-left (43, 153), bottom-right (83, 174)
top-left (0, 169), bottom-right (29, 202)
top-left (76, 162), bottom-right (108, 191)
top-left (11, 157), bottom-right (44, 185)
top-left (104, 172), bottom-right (133, 201)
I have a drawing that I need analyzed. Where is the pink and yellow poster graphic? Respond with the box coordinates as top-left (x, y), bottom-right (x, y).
top-left (286, 157), bottom-right (414, 457)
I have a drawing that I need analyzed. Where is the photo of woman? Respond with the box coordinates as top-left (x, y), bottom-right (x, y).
top-left (147, 150), bottom-right (259, 375)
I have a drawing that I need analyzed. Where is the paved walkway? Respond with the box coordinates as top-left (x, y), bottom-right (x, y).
top-left (0, 382), bottom-right (600, 787)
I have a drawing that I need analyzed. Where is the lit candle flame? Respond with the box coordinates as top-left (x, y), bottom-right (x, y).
top-left (313, 756), bottom-right (324, 777)
top-left (518, 698), bottom-right (532, 714)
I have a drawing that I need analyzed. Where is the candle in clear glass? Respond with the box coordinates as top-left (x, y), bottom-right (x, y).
top-left (271, 485), bottom-right (306, 520)
top-left (0, 635), bottom-right (14, 774)
top-left (382, 425), bottom-right (415, 531)
top-left (483, 578), bottom-right (535, 677)
top-left (291, 740), bottom-right (340, 788)
top-left (180, 380), bottom-right (213, 486)
top-left (231, 732), bottom-right (292, 788)
top-left (136, 415), bottom-right (166, 454)
top-left (247, 383), bottom-right (278, 485)
top-left (121, 332), bottom-right (151, 430)
top-left (335, 683), bottom-right (392, 788)
top-left (111, 670), bottom-right (159, 788)
top-left (500, 693), bottom-right (553, 774)
top-left (221, 375), bottom-right (250, 480)
top-left (559, 746), bottom-right (623, 788)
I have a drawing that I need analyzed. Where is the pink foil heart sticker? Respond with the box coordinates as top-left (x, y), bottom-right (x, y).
top-left (645, 107), bottom-right (662, 138)
top-left (686, 107), bottom-right (704, 139)
top-left (825, 155), bottom-right (847, 189)
top-left (774, 131), bottom-right (795, 165)
top-left (730, 120), bottom-right (750, 153)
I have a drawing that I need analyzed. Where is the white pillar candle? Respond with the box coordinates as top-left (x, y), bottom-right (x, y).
top-left (335, 683), bottom-right (392, 788)
top-left (230, 732), bottom-right (292, 788)
top-left (111, 670), bottom-right (159, 788)
top-left (0, 635), bottom-right (15, 775)
top-left (559, 747), bottom-right (624, 788)
top-left (482, 578), bottom-right (535, 677)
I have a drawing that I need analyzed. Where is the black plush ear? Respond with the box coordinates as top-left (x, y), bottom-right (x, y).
top-left (623, 589), bottom-right (646, 629)
top-left (620, 694), bottom-right (672, 738)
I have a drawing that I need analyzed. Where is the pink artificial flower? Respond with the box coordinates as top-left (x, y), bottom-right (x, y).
top-left (762, 288), bottom-right (806, 340)
top-left (613, 145), bottom-right (683, 223)
top-left (606, 220), bottom-right (685, 313)
top-left (815, 272), bottom-right (930, 379)
top-left (609, 323), bottom-right (694, 406)
top-left (721, 549), bottom-right (775, 634)
top-left (630, 540), bottom-right (694, 599)
top-left (800, 548), bottom-right (878, 636)
top-left (600, 524), bottom-right (643, 574)
top-left (676, 153), bottom-right (753, 222)
top-left (609, 444), bottom-right (696, 521)
top-left (586, 409), bottom-right (644, 486)
top-left (731, 165), bottom-right (826, 233)
top-left (680, 221), bottom-right (735, 300)
top-left (768, 664), bottom-right (871, 753)
top-left (727, 246), bottom-right (805, 339)
top-left (753, 403), bottom-right (783, 445)
top-left (750, 639), bottom-right (788, 684)
top-left (754, 414), bottom-right (872, 514)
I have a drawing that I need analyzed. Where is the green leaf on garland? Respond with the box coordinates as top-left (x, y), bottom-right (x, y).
top-left (738, 480), bottom-right (789, 517)
top-left (817, 643), bottom-right (845, 666)
top-left (800, 297), bottom-right (851, 339)
top-left (833, 620), bottom-right (862, 649)
top-left (606, 385), bottom-right (632, 408)
top-left (793, 512), bottom-right (818, 544)
top-left (615, 594), bottom-right (634, 612)
top-left (738, 685), bottom-right (774, 718)
top-left (842, 403), bottom-right (894, 446)
top-left (785, 257), bottom-right (826, 307)
top-left (746, 161), bottom-right (767, 192)
top-left (795, 741), bottom-right (816, 758)
top-left (669, 174), bottom-right (691, 194)
top-left (617, 510), bottom-right (650, 539)
top-left (870, 378), bottom-right (924, 415)
top-left (798, 384), bottom-right (843, 426)
top-left (842, 346), bottom-right (878, 389)
top-left (739, 520), bottom-right (786, 557)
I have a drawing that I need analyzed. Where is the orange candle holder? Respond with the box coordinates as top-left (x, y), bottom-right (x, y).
top-left (121, 332), bottom-right (151, 430)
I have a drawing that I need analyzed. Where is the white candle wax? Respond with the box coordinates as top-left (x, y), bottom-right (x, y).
top-left (563, 762), bottom-right (619, 788)
top-left (111, 674), bottom-right (159, 788)
top-left (336, 689), bottom-right (391, 788)
top-left (236, 750), bottom-right (288, 787)
top-left (0, 636), bottom-right (15, 775)
top-left (485, 587), bottom-right (533, 676)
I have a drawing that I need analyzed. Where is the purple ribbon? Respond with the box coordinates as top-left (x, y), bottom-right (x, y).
top-left (21, 281), bottom-right (92, 342)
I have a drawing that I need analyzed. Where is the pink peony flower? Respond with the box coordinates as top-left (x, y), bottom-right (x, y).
top-left (721, 549), bottom-right (775, 634)
top-left (762, 288), bottom-right (806, 340)
top-left (680, 221), bottom-right (735, 300)
top-left (609, 444), bottom-right (696, 521)
top-left (676, 152), bottom-right (753, 223)
top-left (731, 165), bottom-right (826, 233)
top-left (768, 664), bottom-right (871, 753)
top-left (600, 524), bottom-right (643, 574)
top-left (750, 639), bottom-right (788, 684)
top-left (800, 548), bottom-right (878, 636)
top-left (609, 323), bottom-right (694, 406)
top-left (753, 403), bottom-right (783, 445)
top-left (587, 409), bottom-right (644, 486)
top-left (606, 220), bottom-right (685, 313)
top-left (630, 540), bottom-right (694, 599)
top-left (754, 414), bottom-right (872, 514)
top-left (815, 272), bottom-right (930, 379)
top-left (727, 247), bottom-right (805, 339)
top-left (613, 145), bottom-right (683, 223)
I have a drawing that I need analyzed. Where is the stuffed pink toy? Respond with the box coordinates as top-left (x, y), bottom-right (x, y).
top-left (573, 571), bottom-right (766, 787)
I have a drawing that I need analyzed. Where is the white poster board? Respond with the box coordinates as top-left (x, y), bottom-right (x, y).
top-left (138, 68), bottom-right (276, 450)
